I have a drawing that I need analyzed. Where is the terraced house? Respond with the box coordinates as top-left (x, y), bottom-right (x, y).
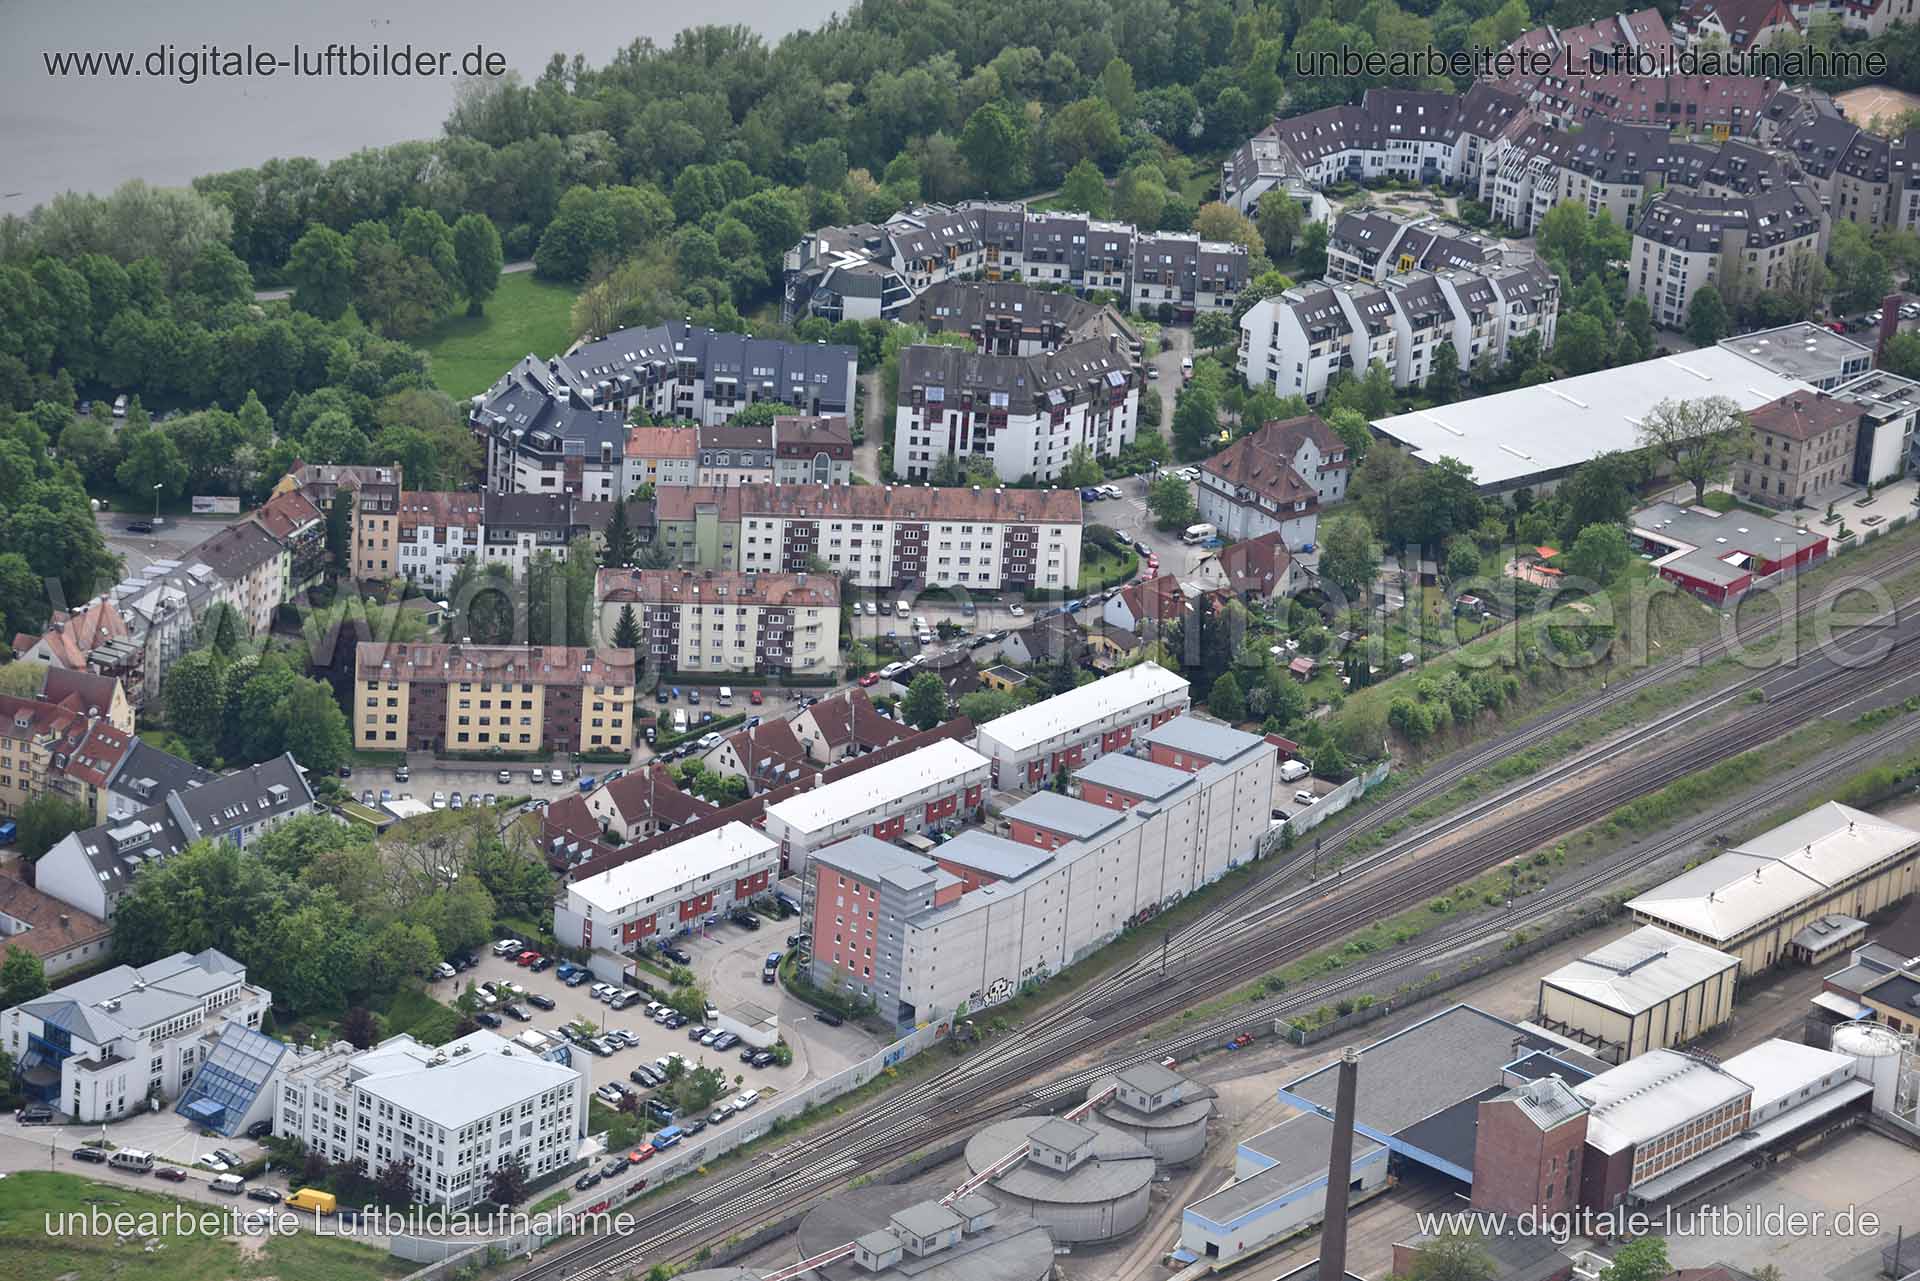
top-left (352, 643), bottom-right (636, 755)
top-left (594, 567), bottom-right (841, 676)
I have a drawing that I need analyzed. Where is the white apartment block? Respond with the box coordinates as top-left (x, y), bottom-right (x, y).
top-left (1196, 415), bottom-right (1350, 549)
top-left (894, 338), bottom-right (1139, 484)
top-left (391, 492), bottom-right (486, 593)
top-left (274, 1029), bottom-right (585, 1210)
top-left (736, 484), bottom-right (1085, 594)
top-left (766, 737), bottom-right (992, 873)
top-left (553, 821), bottom-right (780, 951)
top-left (973, 663), bottom-right (1191, 790)
top-left (1631, 186), bottom-right (1829, 331)
top-left (3, 948), bottom-right (270, 1123)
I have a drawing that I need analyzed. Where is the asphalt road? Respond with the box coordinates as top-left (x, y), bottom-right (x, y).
top-left (94, 510), bottom-right (238, 578)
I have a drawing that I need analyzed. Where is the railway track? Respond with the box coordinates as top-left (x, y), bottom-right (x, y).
top-left (517, 546), bottom-right (1920, 1279)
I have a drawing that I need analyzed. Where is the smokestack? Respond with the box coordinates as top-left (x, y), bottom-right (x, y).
top-left (1318, 1046), bottom-right (1361, 1281)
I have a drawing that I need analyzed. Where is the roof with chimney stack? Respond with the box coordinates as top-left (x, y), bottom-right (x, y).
top-left (0, 874), bottom-right (111, 961)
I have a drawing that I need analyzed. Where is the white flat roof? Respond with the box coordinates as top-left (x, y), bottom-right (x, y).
top-left (1628, 803), bottom-right (1920, 943)
top-left (570, 820), bottom-right (777, 914)
top-left (1719, 1039), bottom-right (1856, 1114)
top-left (1539, 925), bottom-right (1739, 1016)
top-left (1371, 347), bottom-right (1808, 489)
top-left (978, 663), bottom-right (1189, 754)
top-left (1575, 1049), bottom-right (1752, 1154)
top-left (764, 738), bottom-right (989, 836)
top-left (357, 1040), bottom-right (577, 1127)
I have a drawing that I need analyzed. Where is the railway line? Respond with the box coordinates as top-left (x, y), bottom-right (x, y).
top-left (517, 545), bottom-right (1920, 1280)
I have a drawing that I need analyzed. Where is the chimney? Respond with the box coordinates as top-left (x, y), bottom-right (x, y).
top-left (1318, 1046), bottom-right (1361, 1281)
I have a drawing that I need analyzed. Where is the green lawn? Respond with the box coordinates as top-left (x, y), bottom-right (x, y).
top-left (418, 272), bottom-right (580, 399)
top-left (1078, 544), bottom-right (1140, 593)
top-left (0, 1171), bottom-right (409, 1281)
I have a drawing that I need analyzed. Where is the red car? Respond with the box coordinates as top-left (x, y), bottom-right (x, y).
top-left (629, 1144), bottom-right (655, 1163)
top-left (154, 1166), bottom-right (187, 1182)
top-left (516, 950), bottom-right (539, 967)
top-left (748, 689), bottom-right (764, 705)
top-left (858, 672), bottom-right (880, 687)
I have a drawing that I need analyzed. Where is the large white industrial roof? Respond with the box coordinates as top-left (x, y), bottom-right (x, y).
top-left (977, 663), bottom-right (1189, 753)
top-left (763, 738), bottom-right (988, 835)
top-left (1575, 1049), bottom-right (1752, 1154)
top-left (1627, 803), bottom-right (1920, 943)
top-left (1719, 1039), bottom-right (1856, 1114)
top-left (569, 820), bottom-right (776, 913)
top-left (1371, 346), bottom-right (1808, 489)
top-left (1539, 925), bottom-right (1739, 1015)
top-left (355, 1034), bottom-right (577, 1127)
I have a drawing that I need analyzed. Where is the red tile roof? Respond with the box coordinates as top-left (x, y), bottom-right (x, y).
top-left (1747, 392), bottom-right (1861, 442)
top-left (595, 568), bottom-right (840, 610)
top-left (1114, 574), bottom-right (1188, 630)
top-left (1200, 416), bottom-right (1338, 509)
top-left (355, 643), bottom-right (637, 686)
top-left (0, 874), bottom-right (110, 960)
top-left (1216, 532), bottom-right (1293, 598)
top-left (251, 487), bottom-right (323, 540)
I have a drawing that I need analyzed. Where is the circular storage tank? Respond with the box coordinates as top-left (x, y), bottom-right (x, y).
top-left (794, 1183), bottom-right (1052, 1281)
top-left (1833, 1022), bottom-right (1904, 1114)
top-left (962, 1116), bottom-right (1155, 1244)
top-left (1085, 1069), bottom-right (1215, 1165)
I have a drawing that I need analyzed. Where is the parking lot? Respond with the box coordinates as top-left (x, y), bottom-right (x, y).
top-left (0, 1097), bottom-right (273, 1192)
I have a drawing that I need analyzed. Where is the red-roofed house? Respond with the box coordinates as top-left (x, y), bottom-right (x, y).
top-left (1680, 0), bottom-right (1797, 48)
top-left (1196, 416), bottom-right (1349, 546)
top-left (13, 599), bottom-right (142, 702)
top-left (1198, 531), bottom-right (1298, 605)
top-left (1737, 392), bottom-right (1864, 507)
top-left (0, 874), bottom-right (112, 976)
top-left (249, 486), bottom-right (327, 593)
top-left (582, 765), bottom-right (716, 843)
top-left (706, 718), bottom-right (811, 793)
top-left (792, 689), bottom-right (912, 765)
top-left (1101, 573), bottom-right (1190, 634)
top-left (39, 668), bottom-right (134, 734)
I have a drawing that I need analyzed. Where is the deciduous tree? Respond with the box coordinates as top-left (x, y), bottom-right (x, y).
top-left (1635, 395), bottom-right (1751, 504)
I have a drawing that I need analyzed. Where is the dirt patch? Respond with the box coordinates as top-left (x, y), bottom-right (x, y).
top-left (1837, 84), bottom-right (1920, 130)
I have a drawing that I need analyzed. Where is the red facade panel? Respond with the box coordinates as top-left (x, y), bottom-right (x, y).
top-left (735, 869), bottom-right (771, 899)
top-left (678, 891), bottom-right (715, 922)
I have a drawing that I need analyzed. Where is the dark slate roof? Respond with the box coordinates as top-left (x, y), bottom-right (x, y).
top-left (107, 739), bottom-right (216, 807)
top-left (190, 520), bottom-right (283, 580)
top-left (898, 337), bottom-right (1133, 417)
top-left (164, 752), bottom-right (315, 841)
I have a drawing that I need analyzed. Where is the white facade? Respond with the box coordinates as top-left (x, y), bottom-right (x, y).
top-left (893, 386), bottom-right (1140, 485)
top-left (553, 820), bottom-right (780, 952)
top-left (767, 738), bottom-right (992, 868)
top-left (274, 1030), bottom-right (585, 1210)
top-left (2, 949), bottom-right (269, 1123)
top-left (739, 507), bottom-right (1084, 594)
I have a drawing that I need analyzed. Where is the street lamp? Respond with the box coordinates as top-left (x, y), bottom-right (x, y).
top-left (152, 482), bottom-right (163, 525)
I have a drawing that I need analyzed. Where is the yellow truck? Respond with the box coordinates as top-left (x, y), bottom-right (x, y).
top-left (286, 1188), bottom-right (337, 1214)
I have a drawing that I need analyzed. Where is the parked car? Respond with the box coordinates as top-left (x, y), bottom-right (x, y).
top-left (565, 969), bottom-right (591, 986)
top-left (663, 945), bottom-right (692, 965)
top-left (154, 1165), bottom-right (188, 1182)
top-left (687, 688), bottom-right (701, 705)
top-left (749, 1049), bottom-right (776, 1068)
top-left (1294, 789), bottom-right (1316, 806)
top-left (17, 1104), bottom-right (54, 1124)
top-left (449, 791), bottom-right (464, 810)
top-left (246, 1187), bottom-right (283, 1204)
top-left (474, 1011), bottom-right (503, 1029)
top-left (530, 768), bottom-right (547, 784)
top-left (431, 791), bottom-right (446, 809)
top-left (814, 1010), bottom-right (845, 1027)
top-left (195, 1154), bottom-right (230, 1172)
top-left (497, 769), bottom-right (513, 784)
top-left (1007, 602), bottom-right (1025, 616)
top-left (504, 1003), bottom-right (532, 1022)
top-left (528, 993), bottom-right (556, 1011)
top-left (492, 938), bottom-right (524, 956)
top-left (712, 1031), bottom-right (740, 1050)
top-left (529, 956), bottom-right (553, 973)
top-left (574, 1170), bottom-right (603, 1191)
top-left (72, 1146), bottom-right (108, 1164)
top-left (246, 1119), bottom-right (274, 1140)
top-left (433, 962), bottom-right (456, 980)
top-left (749, 689), bottom-right (764, 704)
top-left (731, 908), bottom-right (761, 931)
top-left (708, 1103), bottom-right (734, 1125)
top-left (601, 1157), bottom-right (629, 1178)
top-left (124, 520), bottom-right (153, 534)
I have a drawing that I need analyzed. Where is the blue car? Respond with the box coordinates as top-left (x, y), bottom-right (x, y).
top-left (579, 776), bottom-right (597, 792)
top-left (1080, 487), bottom-right (1100, 500)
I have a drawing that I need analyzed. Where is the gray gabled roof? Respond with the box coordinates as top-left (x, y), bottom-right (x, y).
top-left (106, 738), bottom-right (215, 807)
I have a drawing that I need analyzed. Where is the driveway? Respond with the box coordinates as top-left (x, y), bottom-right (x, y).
top-left (94, 510), bottom-right (239, 578)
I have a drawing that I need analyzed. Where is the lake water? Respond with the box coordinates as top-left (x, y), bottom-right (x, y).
top-left (0, 0), bottom-right (846, 211)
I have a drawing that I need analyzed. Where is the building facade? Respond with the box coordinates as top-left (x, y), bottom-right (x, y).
top-left (352, 644), bottom-right (635, 756)
top-left (973, 664), bottom-right (1191, 789)
top-left (554, 821), bottom-right (779, 951)
top-left (594, 568), bottom-right (841, 677)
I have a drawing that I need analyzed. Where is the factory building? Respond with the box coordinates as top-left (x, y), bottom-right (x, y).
top-left (1182, 1111), bottom-right (1390, 1266)
top-left (1535, 925), bottom-right (1741, 1064)
top-left (1627, 802), bottom-right (1920, 974)
top-left (790, 1185), bottom-right (1053, 1281)
top-left (963, 1116), bottom-right (1156, 1242)
top-left (1084, 1063), bottom-right (1216, 1164)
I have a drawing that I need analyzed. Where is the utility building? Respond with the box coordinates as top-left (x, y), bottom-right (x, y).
top-left (1536, 925), bottom-right (1740, 1064)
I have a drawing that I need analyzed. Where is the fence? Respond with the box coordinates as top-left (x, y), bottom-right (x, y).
top-left (393, 1020), bottom-right (951, 1277)
top-left (1285, 759), bottom-right (1392, 837)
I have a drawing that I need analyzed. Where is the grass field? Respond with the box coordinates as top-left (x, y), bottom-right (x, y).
top-left (419, 272), bottom-right (579, 399)
top-left (0, 1171), bottom-right (410, 1281)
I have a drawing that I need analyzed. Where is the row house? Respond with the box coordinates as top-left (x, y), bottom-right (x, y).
top-left (555, 821), bottom-right (779, 953)
top-left (10, 597), bottom-right (145, 711)
top-left (767, 737), bottom-right (992, 877)
top-left (593, 567), bottom-right (841, 677)
top-left (893, 337), bottom-right (1139, 484)
top-left (390, 492), bottom-right (486, 593)
top-left (190, 520), bottom-right (289, 636)
top-left (249, 487), bottom-right (327, 596)
top-left (1324, 209), bottom-right (1509, 285)
top-left (621, 426), bottom-right (698, 492)
top-left (973, 663), bottom-right (1191, 790)
top-left (735, 482), bottom-right (1084, 594)
top-left (1237, 260), bottom-right (1560, 406)
top-left (783, 201), bottom-right (1249, 323)
top-left (352, 643), bottom-right (635, 756)
top-left (348, 468), bottom-right (405, 582)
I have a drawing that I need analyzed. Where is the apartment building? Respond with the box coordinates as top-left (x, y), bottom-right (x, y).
top-left (478, 492), bottom-right (590, 580)
top-left (0, 693), bottom-right (128, 823)
top-left (274, 1029), bottom-right (586, 1210)
top-left (2, 948), bottom-right (271, 1122)
top-left (736, 483), bottom-right (1084, 594)
top-left (191, 520), bottom-right (289, 635)
top-left (351, 643), bottom-right (636, 756)
top-left (1630, 185), bottom-right (1828, 330)
top-left (808, 716), bottom-right (1276, 1027)
top-left (783, 201), bottom-right (1248, 323)
top-left (902, 280), bottom-right (1141, 358)
top-left (36, 754), bottom-right (318, 921)
top-left (1237, 261), bottom-right (1559, 405)
top-left (554, 821), bottom-right (779, 951)
top-left (594, 567), bottom-right (841, 677)
top-left (389, 491), bottom-right (487, 592)
top-left (622, 426), bottom-right (698, 491)
top-left (974, 663), bottom-right (1191, 789)
top-left (894, 337), bottom-right (1139, 483)
top-left (1736, 391), bottom-right (1865, 506)
top-left (695, 421), bottom-right (774, 486)
top-left (1834, 368), bottom-right (1920, 483)
top-left (1196, 415), bottom-right (1350, 548)
top-left (767, 737), bottom-right (992, 874)
top-left (771, 415), bottom-right (855, 485)
top-left (1324, 210), bottom-right (1509, 285)
top-left (348, 468), bottom-right (405, 581)
top-left (250, 486), bottom-right (327, 596)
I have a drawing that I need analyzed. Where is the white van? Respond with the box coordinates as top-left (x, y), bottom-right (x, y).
top-left (211, 1173), bottom-right (245, 1194)
top-left (1279, 760), bottom-right (1310, 783)
top-left (894, 599), bottom-right (910, 618)
top-left (673, 708), bottom-right (688, 734)
top-left (112, 394), bottom-right (129, 418)
top-left (109, 1149), bottom-right (155, 1173)
top-left (717, 686), bottom-right (733, 706)
top-left (1182, 523), bottom-right (1217, 544)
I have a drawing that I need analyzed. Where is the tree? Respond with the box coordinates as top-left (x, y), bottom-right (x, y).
top-left (1172, 385), bottom-right (1219, 459)
top-left (1558, 451), bottom-right (1638, 538)
top-left (487, 1153), bottom-right (530, 1206)
top-left (327, 490), bottom-right (354, 578)
top-left (1636, 395), bottom-right (1751, 504)
top-left (958, 103), bottom-right (1028, 197)
top-left (601, 499), bottom-right (635, 568)
top-left (904, 672), bottom-right (948, 730)
top-left (1148, 473), bottom-right (1198, 530)
top-left (1553, 313), bottom-right (1610, 376)
top-left (1597, 1237), bottom-right (1670, 1281)
top-left (1318, 511), bottom-right (1380, 603)
top-left (1062, 445), bottom-right (1103, 487)
top-left (375, 1158), bottom-right (415, 1207)
top-left (1194, 311), bottom-right (1237, 350)
top-left (342, 1006), bottom-right (380, 1050)
top-left (1564, 522), bottom-right (1631, 584)
top-left (1685, 285), bottom-right (1729, 346)
top-left (1296, 222), bottom-right (1330, 279)
top-left (1426, 341), bottom-right (1460, 402)
top-left (613, 604), bottom-right (641, 651)
top-left (286, 225), bottom-right (355, 321)
top-left (1829, 220), bottom-right (1892, 311)
top-left (1402, 1231), bottom-right (1498, 1281)
top-left (163, 649), bottom-right (227, 748)
top-left (198, 601), bottom-right (247, 659)
top-left (273, 679), bottom-right (351, 775)
top-left (1256, 191), bottom-right (1305, 260)
top-left (0, 945), bottom-right (48, 1009)
top-left (116, 429), bottom-right (188, 501)
top-left (1056, 160), bottom-right (1110, 219)
top-left (451, 213), bottom-right (504, 316)
top-left (1099, 57), bottom-right (1137, 119)
top-left (1888, 330), bottom-right (1920, 381)
top-left (1209, 671), bottom-right (1245, 722)
top-left (15, 794), bottom-right (92, 861)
